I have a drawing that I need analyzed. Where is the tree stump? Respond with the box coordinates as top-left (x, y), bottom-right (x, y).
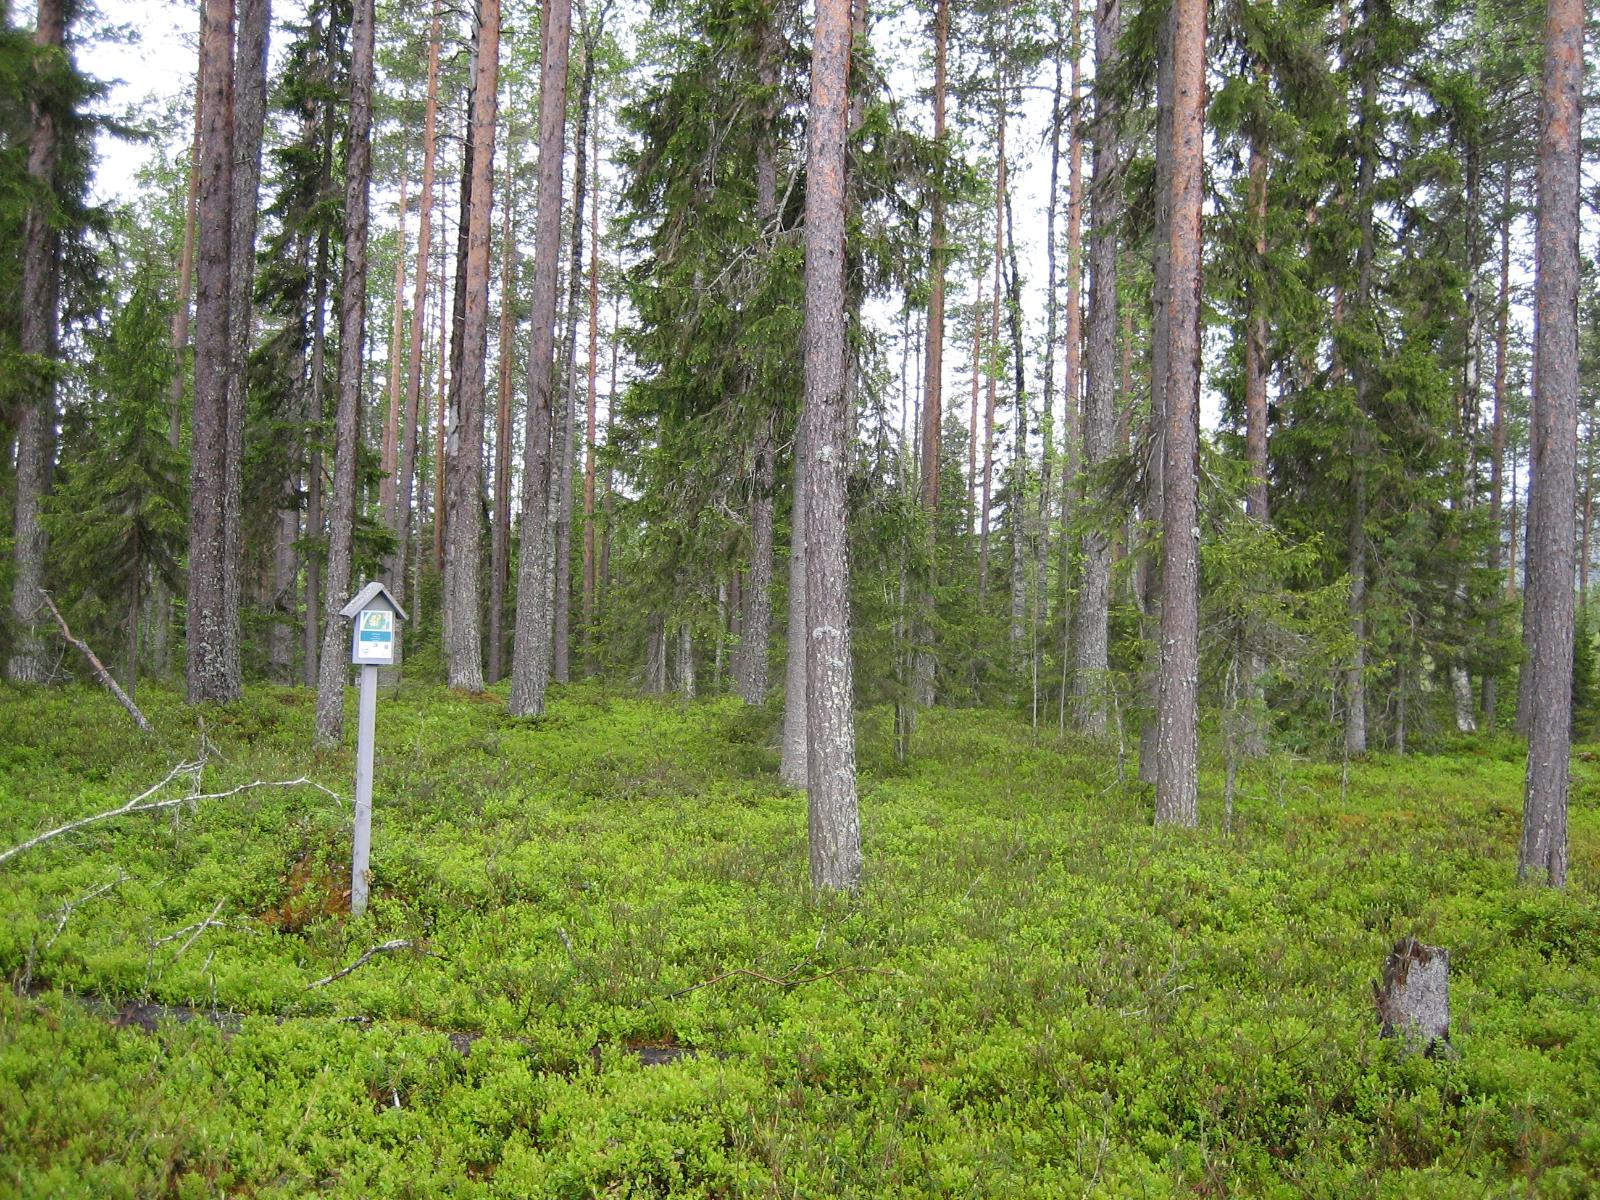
top-left (1373, 936), bottom-right (1451, 1056)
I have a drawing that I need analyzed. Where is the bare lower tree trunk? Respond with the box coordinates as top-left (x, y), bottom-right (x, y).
top-left (676, 621), bottom-right (695, 698)
top-left (508, 0), bottom-right (573, 718)
top-left (780, 434), bottom-right (809, 787)
top-left (1153, 0), bottom-right (1205, 828)
top-left (444, 0), bottom-right (500, 693)
top-left (582, 116), bottom-right (601, 668)
top-left (394, 0), bottom-right (443, 599)
top-left (490, 146), bottom-right (516, 685)
top-left (1138, 0), bottom-right (1177, 784)
top-left (801, 0), bottom-right (862, 892)
top-left (1068, 0), bottom-right (1120, 735)
top-left (1482, 167), bottom-right (1512, 728)
top-left (221, 0), bottom-right (270, 696)
top-left (6, 0), bottom-right (65, 684)
top-left (153, 72), bottom-right (203, 679)
top-left (302, 228), bottom-right (331, 690)
top-left (913, 0), bottom-right (949, 709)
top-left (1519, 0), bottom-right (1581, 888)
top-left (1057, 0), bottom-right (1083, 719)
top-left (644, 614), bottom-right (666, 694)
top-left (186, 0), bottom-right (237, 704)
top-left (380, 174), bottom-right (409, 532)
top-left (313, 0), bottom-right (376, 744)
top-left (740, 418), bottom-right (777, 703)
top-left (1241, 117), bottom-right (1270, 757)
top-left (978, 109), bottom-right (1004, 605)
top-left (553, 29), bottom-right (593, 685)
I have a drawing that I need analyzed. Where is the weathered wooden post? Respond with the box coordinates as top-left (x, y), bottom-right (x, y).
top-left (339, 582), bottom-right (407, 917)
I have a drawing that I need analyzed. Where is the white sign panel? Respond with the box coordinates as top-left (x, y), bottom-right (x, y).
top-left (355, 608), bottom-right (395, 663)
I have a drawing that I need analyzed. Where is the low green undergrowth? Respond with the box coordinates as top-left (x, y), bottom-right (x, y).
top-left (1, 680), bottom-right (1597, 1197)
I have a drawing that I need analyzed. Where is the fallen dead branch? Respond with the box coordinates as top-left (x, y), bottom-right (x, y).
top-left (0, 761), bottom-right (344, 868)
top-left (662, 964), bottom-right (895, 1001)
top-left (39, 593), bottom-right (153, 733)
top-left (154, 897), bottom-right (229, 962)
top-left (306, 939), bottom-right (435, 990)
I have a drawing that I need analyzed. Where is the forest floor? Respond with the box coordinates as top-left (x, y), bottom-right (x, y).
top-left (2, 681), bottom-right (1598, 1198)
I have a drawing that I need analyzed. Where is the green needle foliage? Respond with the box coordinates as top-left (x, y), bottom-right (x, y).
top-left (44, 274), bottom-right (185, 688)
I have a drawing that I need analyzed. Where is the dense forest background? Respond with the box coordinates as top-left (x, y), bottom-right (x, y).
top-left (1, 0), bottom-right (1596, 886)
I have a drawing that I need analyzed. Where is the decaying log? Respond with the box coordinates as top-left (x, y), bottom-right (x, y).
top-left (1374, 935), bottom-right (1451, 1056)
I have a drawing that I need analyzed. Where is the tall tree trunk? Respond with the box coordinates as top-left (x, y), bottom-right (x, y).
top-left (801, 0), bottom-right (862, 891)
top-left (222, 0), bottom-right (270, 696)
top-left (1519, 0), bottom-right (1581, 888)
top-left (7, 0), bottom-right (64, 684)
top-left (185, 0), bottom-right (237, 703)
top-left (1057, 0), bottom-right (1083, 714)
top-left (1035, 12), bottom-right (1063, 705)
top-left (1482, 166), bottom-right (1512, 727)
top-left (1004, 190), bottom-right (1027, 658)
top-left (1138, 0), bottom-right (1177, 783)
top-left (490, 142), bottom-right (517, 685)
top-left (780, 434), bottom-right (810, 786)
top-left (1153, 0), bottom-right (1206, 827)
top-left (1344, 12), bottom-right (1379, 760)
top-left (1068, 0), bottom-right (1120, 735)
top-left (979, 102), bottom-right (1005, 605)
top-left (302, 225), bottom-right (331, 690)
top-left (152, 74), bottom-right (203, 679)
top-left (676, 621), bottom-right (695, 698)
top-left (313, 0), bottom-right (376, 744)
top-left (554, 32), bottom-right (594, 685)
top-left (393, 0), bottom-right (443, 599)
top-left (508, 0), bottom-right (573, 718)
top-left (1240, 113), bottom-right (1270, 756)
top-left (582, 112), bottom-right (601, 670)
top-left (380, 174), bottom-right (409, 534)
top-left (968, 279), bottom-right (981, 518)
top-left (738, 12), bottom-right (780, 707)
top-left (444, 0), bottom-right (500, 693)
top-left (740, 418), bottom-right (777, 703)
top-left (913, 0), bottom-right (949, 708)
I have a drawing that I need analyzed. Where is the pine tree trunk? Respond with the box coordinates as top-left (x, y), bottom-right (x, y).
top-left (676, 622), bottom-right (695, 698)
top-left (740, 418), bottom-right (776, 703)
top-left (508, 0), bottom-right (573, 718)
top-left (978, 106), bottom-right (1004, 605)
top-left (968, 281), bottom-right (980, 518)
top-left (394, 0), bottom-right (443, 601)
top-left (1241, 117), bottom-right (1270, 757)
top-left (1153, 0), bottom-right (1206, 828)
top-left (1139, 0), bottom-right (1177, 785)
top-left (780, 433), bottom-right (809, 787)
top-left (1519, 0), bottom-right (1581, 888)
top-left (913, 0), bottom-right (948, 709)
top-left (221, 0), bottom-right (270, 697)
top-left (1035, 16), bottom-right (1063, 706)
top-left (6, 0), bottom-right (64, 684)
top-left (1344, 17), bottom-right (1380, 759)
top-left (582, 112), bottom-right (602, 670)
top-left (801, 0), bottom-right (862, 892)
top-left (186, 0), bottom-right (237, 704)
top-left (490, 146), bottom-right (516, 685)
top-left (380, 175), bottom-right (409, 533)
top-left (303, 226), bottom-right (331, 690)
top-left (313, 0), bottom-right (376, 745)
top-left (1057, 0), bottom-right (1083, 718)
top-left (1067, 0), bottom-right (1120, 735)
top-left (553, 36), bottom-right (593, 686)
top-left (152, 75), bottom-right (203, 680)
top-left (444, 0), bottom-right (499, 693)
top-left (1482, 167), bottom-right (1512, 728)
top-left (1004, 191), bottom-right (1027, 659)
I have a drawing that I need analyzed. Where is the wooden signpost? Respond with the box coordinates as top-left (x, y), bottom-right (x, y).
top-left (339, 581), bottom-right (407, 916)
